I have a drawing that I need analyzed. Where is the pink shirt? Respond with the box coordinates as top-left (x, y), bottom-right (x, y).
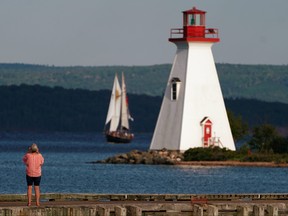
top-left (23, 153), bottom-right (44, 177)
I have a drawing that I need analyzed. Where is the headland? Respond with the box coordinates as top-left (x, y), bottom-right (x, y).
top-left (92, 149), bottom-right (288, 167)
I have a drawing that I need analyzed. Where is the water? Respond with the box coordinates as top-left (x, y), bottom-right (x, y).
top-left (1, 132), bottom-right (288, 194)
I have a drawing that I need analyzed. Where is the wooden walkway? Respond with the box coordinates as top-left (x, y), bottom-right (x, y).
top-left (0, 193), bottom-right (288, 215)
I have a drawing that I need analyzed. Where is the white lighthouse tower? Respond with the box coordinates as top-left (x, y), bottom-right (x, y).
top-left (150, 7), bottom-right (235, 151)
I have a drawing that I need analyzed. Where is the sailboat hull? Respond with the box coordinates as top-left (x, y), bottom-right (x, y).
top-left (105, 131), bottom-right (134, 144)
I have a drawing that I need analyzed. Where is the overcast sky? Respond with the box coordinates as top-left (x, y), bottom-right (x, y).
top-left (1, 0), bottom-right (287, 66)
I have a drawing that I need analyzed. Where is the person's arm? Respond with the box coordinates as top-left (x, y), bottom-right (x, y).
top-left (23, 154), bottom-right (28, 164)
top-left (40, 154), bottom-right (44, 166)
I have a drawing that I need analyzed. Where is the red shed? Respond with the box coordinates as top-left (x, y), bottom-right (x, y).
top-left (200, 117), bottom-right (213, 147)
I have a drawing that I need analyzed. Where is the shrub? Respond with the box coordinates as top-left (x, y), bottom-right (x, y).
top-left (271, 137), bottom-right (288, 154)
top-left (183, 146), bottom-right (238, 161)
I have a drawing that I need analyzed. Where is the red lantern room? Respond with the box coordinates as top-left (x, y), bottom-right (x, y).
top-left (183, 7), bottom-right (206, 38)
top-left (169, 7), bottom-right (219, 43)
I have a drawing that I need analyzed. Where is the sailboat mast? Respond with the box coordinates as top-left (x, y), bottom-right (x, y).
top-left (121, 72), bottom-right (130, 130)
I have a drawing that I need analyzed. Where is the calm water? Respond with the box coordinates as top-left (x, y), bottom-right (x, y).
top-left (0, 132), bottom-right (288, 194)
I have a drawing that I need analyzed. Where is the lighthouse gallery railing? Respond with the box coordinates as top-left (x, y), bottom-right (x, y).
top-left (170, 28), bottom-right (219, 39)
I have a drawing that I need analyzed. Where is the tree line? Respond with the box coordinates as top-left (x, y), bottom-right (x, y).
top-left (0, 85), bottom-right (161, 132)
top-left (0, 84), bottom-right (287, 137)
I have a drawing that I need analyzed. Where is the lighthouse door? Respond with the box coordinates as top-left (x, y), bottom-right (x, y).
top-left (201, 118), bottom-right (212, 147)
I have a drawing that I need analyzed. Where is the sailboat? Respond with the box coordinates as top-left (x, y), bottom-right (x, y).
top-left (104, 72), bottom-right (134, 143)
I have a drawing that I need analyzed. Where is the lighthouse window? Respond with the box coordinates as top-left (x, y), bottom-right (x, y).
top-left (189, 15), bottom-right (195, 25)
top-left (188, 14), bottom-right (204, 26)
top-left (172, 83), bottom-right (177, 100)
top-left (170, 77), bottom-right (181, 101)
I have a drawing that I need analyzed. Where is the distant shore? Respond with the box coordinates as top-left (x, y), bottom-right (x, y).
top-left (175, 161), bottom-right (288, 167)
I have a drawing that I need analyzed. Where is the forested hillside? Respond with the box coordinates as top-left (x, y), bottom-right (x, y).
top-left (0, 63), bottom-right (288, 104)
top-left (217, 64), bottom-right (288, 105)
top-left (0, 85), bottom-right (287, 133)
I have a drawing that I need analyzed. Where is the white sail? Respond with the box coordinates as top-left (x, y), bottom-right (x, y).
top-left (121, 72), bottom-right (130, 130)
top-left (105, 74), bottom-right (122, 131)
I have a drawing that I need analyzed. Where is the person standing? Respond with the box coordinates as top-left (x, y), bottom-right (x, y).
top-left (23, 143), bottom-right (44, 206)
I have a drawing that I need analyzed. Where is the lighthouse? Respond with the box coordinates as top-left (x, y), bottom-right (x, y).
top-left (150, 7), bottom-right (235, 151)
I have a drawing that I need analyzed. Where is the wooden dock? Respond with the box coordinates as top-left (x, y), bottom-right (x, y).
top-left (1, 193), bottom-right (288, 215)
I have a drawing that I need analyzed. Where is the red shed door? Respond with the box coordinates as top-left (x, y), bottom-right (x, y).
top-left (203, 119), bottom-right (212, 147)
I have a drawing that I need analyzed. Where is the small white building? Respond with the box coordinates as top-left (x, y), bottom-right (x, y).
top-left (150, 7), bottom-right (235, 151)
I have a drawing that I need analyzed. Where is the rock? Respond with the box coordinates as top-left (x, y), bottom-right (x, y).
top-left (93, 149), bottom-right (183, 165)
top-left (118, 153), bottom-right (129, 160)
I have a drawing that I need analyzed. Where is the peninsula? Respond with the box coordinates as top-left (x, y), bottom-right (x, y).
top-left (91, 149), bottom-right (288, 168)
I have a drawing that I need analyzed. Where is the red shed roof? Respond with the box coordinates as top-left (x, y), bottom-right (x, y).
top-left (200, 117), bottom-right (212, 125)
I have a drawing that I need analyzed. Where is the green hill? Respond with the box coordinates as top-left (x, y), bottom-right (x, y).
top-left (0, 85), bottom-right (287, 133)
top-left (217, 64), bottom-right (288, 104)
top-left (0, 63), bottom-right (288, 104)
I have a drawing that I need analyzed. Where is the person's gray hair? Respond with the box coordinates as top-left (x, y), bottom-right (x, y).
top-left (31, 143), bottom-right (38, 153)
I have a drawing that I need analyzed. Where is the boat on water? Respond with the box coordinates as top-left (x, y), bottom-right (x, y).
top-left (104, 73), bottom-right (134, 143)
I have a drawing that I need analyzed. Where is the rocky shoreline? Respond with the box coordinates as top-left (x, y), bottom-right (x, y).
top-left (92, 149), bottom-right (183, 165)
top-left (91, 149), bottom-right (288, 167)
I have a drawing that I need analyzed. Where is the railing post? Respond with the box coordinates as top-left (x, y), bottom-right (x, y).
top-left (115, 206), bottom-right (127, 216)
top-left (193, 204), bottom-right (203, 216)
top-left (126, 206), bottom-right (142, 216)
top-left (267, 205), bottom-right (278, 216)
top-left (237, 205), bottom-right (249, 216)
top-left (207, 205), bottom-right (218, 216)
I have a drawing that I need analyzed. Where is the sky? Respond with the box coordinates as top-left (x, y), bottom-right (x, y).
top-left (0, 0), bottom-right (288, 66)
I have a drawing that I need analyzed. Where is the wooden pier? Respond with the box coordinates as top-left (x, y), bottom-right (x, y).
top-left (0, 193), bottom-right (288, 215)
